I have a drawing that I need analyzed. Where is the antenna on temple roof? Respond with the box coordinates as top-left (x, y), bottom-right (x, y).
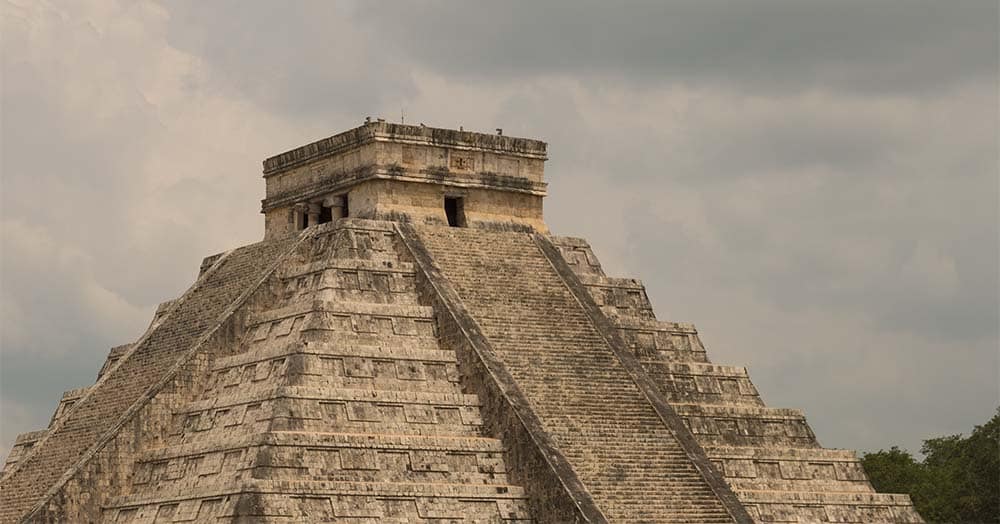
top-left (401, 108), bottom-right (404, 124)
top-left (365, 116), bottom-right (371, 124)
top-left (496, 128), bottom-right (503, 136)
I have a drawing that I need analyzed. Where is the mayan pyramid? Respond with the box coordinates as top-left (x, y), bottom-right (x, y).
top-left (1, 121), bottom-right (922, 523)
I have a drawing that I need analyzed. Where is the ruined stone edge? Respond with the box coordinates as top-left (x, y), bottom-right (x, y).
top-left (395, 223), bottom-right (608, 524)
top-left (533, 233), bottom-right (756, 524)
top-left (18, 232), bottom-right (311, 523)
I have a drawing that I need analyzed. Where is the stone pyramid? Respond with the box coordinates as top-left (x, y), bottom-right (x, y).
top-left (0, 121), bottom-right (922, 523)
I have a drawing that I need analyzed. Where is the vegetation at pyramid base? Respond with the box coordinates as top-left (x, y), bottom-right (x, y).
top-left (861, 408), bottom-right (999, 524)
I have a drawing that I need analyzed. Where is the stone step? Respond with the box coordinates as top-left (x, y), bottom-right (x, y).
top-left (574, 274), bottom-right (657, 322)
top-left (249, 490), bottom-right (533, 521)
top-left (244, 307), bottom-right (439, 349)
top-left (550, 235), bottom-right (605, 276)
top-left (736, 489), bottom-right (922, 523)
top-left (612, 318), bottom-right (710, 363)
top-left (672, 403), bottom-right (819, 449)
top-left (205, 344), bottom-right (462, 396)
top-left (641, 360), bottom-right (764, 406)
top-left (216, 342), bottom-right (458, 371)
top-left (168, 387), bottom-right (485, 441)
top-left (108, 479), bottom-right (530, 507)
top-left (728, 477), bottom-right (873, 493)
top-left (642, 361), bottom-right (752, 376)
top-left (300, 332), bottom-right (443, 351)
top-left (140, 431), bottom-right (506, 461)
top-left (106, 481), bottom-right (532, 523)
top-left (703, 445), bottom-right (876, 496)
top-left (276, 261), bottom-right (421, 307)
top-left (288, 372), bottom-right (461, 395)
top-left (0, 430), bottom-right (48, 474)
top-left (256, 450), bottom-right (510, 485)
top-left (704, 445), bottom-right (861, 462)
top-left (267, 419), bottom-right (484, 439)
top-left (280, 258), bottom-right (415, 279)
top-left (249, 302), bottom-right (434, 328)
top-left (43, 386), bottom-right (92, 428)
top-left (310, 287), bottom-right (421, 306)
top-left (96, 343), bottom-right (133, 379)
top-left (736, 489), bottom-right (917, 505)
top-left (613, 316), bottom-right (699, 334)
top-left (180, 386), bottom-right (483, 414)
top-left (130, 432), bottom-right (513, 494)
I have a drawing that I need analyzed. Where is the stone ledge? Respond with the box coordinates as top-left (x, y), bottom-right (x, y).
top-left (735, 489), bottom-right (916, 505)
top-left (280, 258), bottom-right (415, 278)
top-left (179, 386), bottom-right (482, 413)
top-left (263, 122), bottom-right (547, 176)
top-left (108, 480), bottom-right (529, 509)
top-left (674, 404), bottom-right (807, 420)
top-left (138, 432), bottom-right (506, 462)
top-left (248, 301), bottom-right (434, 327)
top-left (262, 169), bottom-right (548, 213)
top-left (212, 343), bottom-right (457, 371)
top-left (704, 446), bottom-right (860, 461)
top-left (642, 361), bottom-right (751, 376)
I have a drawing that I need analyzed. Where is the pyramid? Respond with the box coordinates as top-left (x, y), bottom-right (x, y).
top-left (0, 121), bottom-right (922, 523)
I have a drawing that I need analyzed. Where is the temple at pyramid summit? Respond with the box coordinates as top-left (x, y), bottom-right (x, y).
top-left (1, 121), bottom-right (923, 523)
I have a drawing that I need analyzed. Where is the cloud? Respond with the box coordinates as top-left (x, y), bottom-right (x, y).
top-left (161, 0), bottom-right (416, 124)
top-left (354, 0), bottom-right (998, 94)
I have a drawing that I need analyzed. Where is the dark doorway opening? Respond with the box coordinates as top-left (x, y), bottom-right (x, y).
top-left (319, 205), bottom-right (333, 224)
top-left (341, 194), bottom-right (350, 219)
top-left (444, 197), bottom-right (465, 227)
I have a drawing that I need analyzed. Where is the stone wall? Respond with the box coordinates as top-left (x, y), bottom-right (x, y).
top-left (261, 122), bottom-right (548, 240)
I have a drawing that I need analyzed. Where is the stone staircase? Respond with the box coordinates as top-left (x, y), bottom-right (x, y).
top-left (551, 236), bottom-right (923, 523)
top-left (102, 221), bottom-right (532, 522)
top-left (413, 226), bottom-right (739, 523)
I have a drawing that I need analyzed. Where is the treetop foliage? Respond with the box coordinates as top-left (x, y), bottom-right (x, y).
top-left (861, 408), bottom-right (999, 523)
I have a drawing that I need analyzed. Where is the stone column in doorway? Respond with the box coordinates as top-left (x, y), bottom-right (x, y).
top-left (324, 195), bottom-right (346, 219)
top-left (307, 202), bottom-right (321, 227)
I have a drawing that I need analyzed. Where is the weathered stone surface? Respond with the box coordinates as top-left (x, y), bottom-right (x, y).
top-left (1, 123), bottom-right (922, 523)
top-left (410, 226), bottom-right (745, 523)
top-left (261, 121), bottom-right (548, 239)
top-left (551, 236), bottom-right (923, 523)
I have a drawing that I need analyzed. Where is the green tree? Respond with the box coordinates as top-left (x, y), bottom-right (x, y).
top-left (861, 408), bottom-right (1000, 523)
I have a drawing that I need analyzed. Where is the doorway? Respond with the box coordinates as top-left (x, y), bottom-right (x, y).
top-left (444, 197), bottom-right (466, 227)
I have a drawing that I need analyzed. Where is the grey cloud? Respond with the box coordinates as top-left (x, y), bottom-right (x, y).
top-left (162, 1), bottom-right (416, 122)
top-left (1, 44), bottom-right (213, 307)
top-left (619, 200), bottom-right (998, 455)
top-left (354, 0), bottom-right (998, 94)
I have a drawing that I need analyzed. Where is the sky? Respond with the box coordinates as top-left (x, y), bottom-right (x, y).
top-left (1, 0), bottom-right (997, 462)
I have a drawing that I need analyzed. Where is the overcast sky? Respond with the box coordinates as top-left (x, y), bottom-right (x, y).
top-left (1, 1), bottom-right (997, 462)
